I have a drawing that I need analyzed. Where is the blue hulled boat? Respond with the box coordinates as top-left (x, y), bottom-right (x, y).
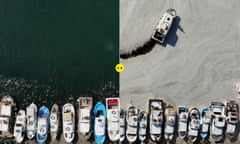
top-left (94, 102), bottom-right (106, 144)
top-left (200, 107), bottom-right (211, 139)
top-left (36, 106), bottom-right (50, 143)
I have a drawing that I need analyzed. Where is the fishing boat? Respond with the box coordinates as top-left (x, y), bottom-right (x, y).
top-left (188, 107), bottom-right (200, 143)
top-left (152, 8), bottom-right (177, 43)
top-left (178, 106), bottom-right (188, 139)
top-left (120, 108), bottom-right (126, 143)
top-left (149, 99), bottom-right (164, 142)
top-left (106, 98), bottom-right (120, 142)
top-left (77, 97), bottom-right (93, 140)
top-left (36, 106), bottom-right (50, 143)
top-left (126, 105), bottom-right (139, 143)
top-left (13, 110), bottom-right (26, 143)
top-left (210, 102), bottom-right (225, 142)
top-left (0, 96), bottom-right (14, 138)
top-left (94, 102), bottom-right (106, 144)
top-left (225, 100), bottom-right (238, 140)
top-left (138, 111), bottom-right (147, 142)
top-left (50, 104), bottom-right (59, 141)
top-left (62, 103), bottom-right (75, 143)
top-left (164, 105), bottom-right (176, 141)
top-left (26, 103), bottom-right (37, 140)
top-left (200, 107), bottom-right (211, 139)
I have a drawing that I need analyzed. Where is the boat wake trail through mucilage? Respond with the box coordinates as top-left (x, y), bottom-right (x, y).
top-left (120, 39), bottom-right (156, 59)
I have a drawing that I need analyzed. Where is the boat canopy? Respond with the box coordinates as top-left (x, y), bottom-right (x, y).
top-left (63, 113), bottom-right (72, 121)
top-left (0, 105), bottom-right (11, 117)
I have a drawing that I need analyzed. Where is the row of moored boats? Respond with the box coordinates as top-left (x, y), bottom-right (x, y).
top-left (0, 96), bottom-right (239, 143)
top-left (0, 96), bottom-right (120, 143)
top-left (120, 99), bottom-right (239, 143)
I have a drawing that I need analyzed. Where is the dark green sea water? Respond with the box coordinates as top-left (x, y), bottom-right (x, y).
top-left (0, 0), bottom-right (119, 108)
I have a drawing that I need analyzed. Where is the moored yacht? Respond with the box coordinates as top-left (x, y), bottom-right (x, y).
top-left (188, 107), bottom-right (200, 143)
top-left (77, 97), bottom-right (93, 140)
top-left (26, 103), bottom-right (37, 140)
top-left (50, 104), bottom-right (59, 141)
top-left (0, 96), bottom-right (15, 138)
top-left (126, 105), bottom-right (138, 143)
top-left (120, 108), bottom-right (126, 143)
top-left (149, 99), bottom-right (164, 142)
top-left (62, 103), bottom-right (75, 143)
top-left (106, 98), bottom-right (120, 142)
top-left (164, 105), bottom-right (176, 141)
top-left (200, 107), bottom-right (211, 139)
top-left (178, 106), bottom-right (188, 139)
top-left (13, 110), bottom-right (26, 143)
top-left (94, 102), bottom-right (107, 144)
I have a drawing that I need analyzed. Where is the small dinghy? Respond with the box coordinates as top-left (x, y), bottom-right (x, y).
top-left (188, 107), bottom-right (200, 143)
top-left (200, 107), bottom-right (211, 139)
top-left (138, 111), bottom-right (147, 142)
top-left (178, 106), bottom-right (188, 139)
top-left (14, 110), bottom-right (26, 143)
top-left (210, 102), bottom-right (225, 142)
top-left (77, 97), bottom-right (93, 140)
top-left (149, 99), bottom-right (164, 142)
top-left (152, 8), bottom-right (177, 43)
top-left (26, 103), bottom-right (37, 140)
top-left (106, 98), bottom-right (120, 142)
top-left (126, 105), bottom-right (139, 143)
top-left (62, 103), bottom-right (75, 143)
top-left (50, 104), bottom-right (59, 141)
top-left (225, 100), bottom-right (239, 140)
top-left (120, 108), bottom-right (126, 143)
top-left (94, 102), bottom-right (107, 144)
top-left (36, 106), bottom-right (50, 144)
top-left (164, 105), bottom-right (176, 141)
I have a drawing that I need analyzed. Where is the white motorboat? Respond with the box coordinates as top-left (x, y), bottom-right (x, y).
top-left (164, 105), bottom-right (176, 141)
top-left (26, 103), bottom-right (37, 140)
top-left (0, 95), bottom-right (14, 138)
top-left (50, 104), bottom-right (59, 141)
top-left (188, 107), bottom-right (200, 143)
top-left (77, 97), bottom-right (92, 140)
top-left (120, 108), bottom-right (126, 143)
top-left (210, 102), bottom-right (225, 142)
top-left (106, 98), bottom-right (120, 142)
top-left (138, 111), bottom-right (147, 142)
top-left (63, 103), bottom-right (75, 143)
top-left (126, 105), bottom-right (138, 143)
top-left (178, 106), bottom-right (188, 139)
top-left (149, 99), bottom-right (164, 142)
top-left (152, 8), bottom-right (176, 43)
top-left (14, 110), bottom-right (26, 143)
